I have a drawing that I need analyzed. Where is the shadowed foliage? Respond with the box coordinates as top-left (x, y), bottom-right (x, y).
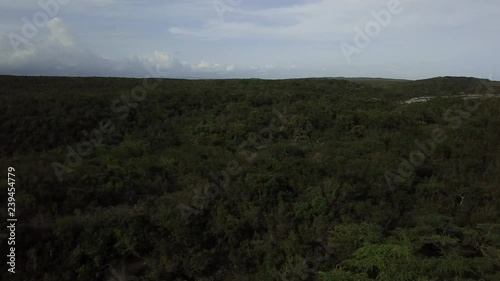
top-left (0, 75), bottom-right (499, 280)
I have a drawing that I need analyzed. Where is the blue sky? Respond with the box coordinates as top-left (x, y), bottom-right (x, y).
top-left (0, 0), bottom-right (499, 80)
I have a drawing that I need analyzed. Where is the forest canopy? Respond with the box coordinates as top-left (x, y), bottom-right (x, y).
top-left (0, 75), bottom-right (499, 281)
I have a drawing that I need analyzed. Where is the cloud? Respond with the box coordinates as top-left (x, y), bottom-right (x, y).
top-left (0, 18), bottom-right (188, 77)
top-left (0, 17), bottom-right (280, 78)
top-left (168, 0), bottom-right (412, 41)
top-left (193, 60), bottom-right (221, 70)
top-left (46, 17), bottom-right (75, 47)
top-left (0, 0), bottom-right (499, 79)
top-left (142, 51), bottom-right (188, 72)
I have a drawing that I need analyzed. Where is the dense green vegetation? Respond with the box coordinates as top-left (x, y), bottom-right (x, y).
top-left (1, 75), bottom-right (500, 280)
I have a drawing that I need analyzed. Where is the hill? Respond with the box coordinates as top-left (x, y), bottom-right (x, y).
top-left (1, 75), bottom-right (499, 281)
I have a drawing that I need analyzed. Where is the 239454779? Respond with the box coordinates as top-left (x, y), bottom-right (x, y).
top-left (7, 166), bottom-right (16, 274)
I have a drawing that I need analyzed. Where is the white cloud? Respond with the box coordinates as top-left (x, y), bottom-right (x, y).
top-left (192, 60), bottom-right (223, 71)
top-left (0, 16), bottom-right (275, 78)
top-left (0, 0), bottom-right (499, 79)
top-left (47, 17), bottom-right (75, 47)
top-left (168, 0), bottom-right (412, 41)
top-left (142, 51), bottom-right (186, 71)
top-left (0, 18), bottom-right (191, 77)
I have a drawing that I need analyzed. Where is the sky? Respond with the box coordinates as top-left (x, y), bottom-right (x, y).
top-left (0, 0), bottom-right (499, 80)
